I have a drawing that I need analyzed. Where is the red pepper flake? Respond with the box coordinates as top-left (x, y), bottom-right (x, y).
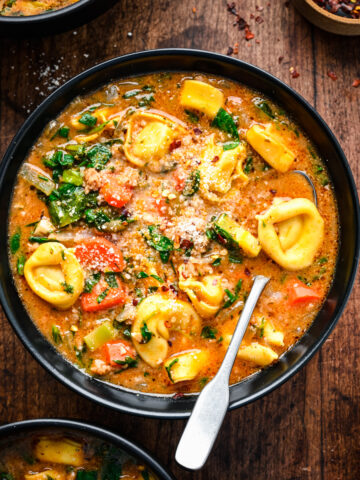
top-left (233, 42), bottom-right (239, 54)
top-left (289, 66), bottom-right (300, 78)
top-left (169, 284), bottom-right (178, 296)
top-left (244, 267), bottom-right (251, 277)
top-left (173, 393), bottom-right (185, 400)
top-left (193, 127), bottom-right (202, 135)
top-left (352, 78), bottom-right (360, 88)
top-left (169, 139), bottom-right (182, 152)
top-left (250, 13), bottom-right (255, 19)
top-left (227, 46), bottom-right (234, 56)
top-left (270, 189), bottom-right (277, 195)
top-left (192, 6), bottom-right (196, 13)
top-left (132, 298), bottom-right (139, 306)
top-left (245, 26), bottom-right (255, 40)
top-left (161, 285), bottom-right (169, 292)
top-left (255, 15), bottom-right (264, 23)
top-left (327, 70), bottom-right (337, 81)
top-left (212, 155), bottom-right (220, 163)
top-left (278, 56), bottom-right (284, 63)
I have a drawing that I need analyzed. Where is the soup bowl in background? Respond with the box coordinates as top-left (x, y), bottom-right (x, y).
top-left (0, 418), bottom-right (175, 480)
top-left (0, 0), bottom-right (117, 36)
top-left (0, 49), bottom-right (358, 418)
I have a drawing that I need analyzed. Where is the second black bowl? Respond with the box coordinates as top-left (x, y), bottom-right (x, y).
top-left (0, 49), bottom-right (359, 418)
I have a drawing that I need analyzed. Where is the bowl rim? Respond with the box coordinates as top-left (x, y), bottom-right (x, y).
top-left (0, 0), bottom-right (95, 23)
top-left (0, 48), bottom-right (359, 418)
top-left (0, 418), bottom-right (175, 480)
top-left (300, 0), bottom-right (360, 25)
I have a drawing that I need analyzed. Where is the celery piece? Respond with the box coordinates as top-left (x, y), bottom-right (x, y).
top-left (84, 321), bottom-right (116, 351)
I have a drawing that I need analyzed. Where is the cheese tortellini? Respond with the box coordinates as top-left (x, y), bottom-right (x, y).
top-left (131, 294), bottom-right (201, 367)
top-left (180, 80), bottom-right (224, 118)
top-left (199, 135), bottom-right (248, 202)
top-left (71, 106), bottom-right (121, 143)
top-left (34, 437), bottom-right (84, 466)
top-left (164, 349), bottom-right (209, 383)
top-left (24, 242), bottom-right (84, 309)
top-left (222, 333), bottom-right (278, 367)
top-left (178, 266), bottom-right (224, 318)
top-left (124, 111), bottom-right (185, 171)
top-left (246, 123), bottom-right (296, 172)
top-left (257, 197), bottom-right (324, 270)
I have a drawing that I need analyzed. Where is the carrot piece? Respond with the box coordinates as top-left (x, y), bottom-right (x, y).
top-left (81, 277), bottom-right (127, 312)
top-left (288, 280), bottom-right (321, 305)
top-left (74, 238), bottom-right (125, 272)
top-left (100, 176), bottom-right (133, 208)
top-left (104, 340), bottom-right (137, 366)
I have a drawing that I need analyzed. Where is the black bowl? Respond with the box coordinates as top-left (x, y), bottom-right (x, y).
top-left (0, 418), bottom-right (175, 480)
top-left (0, 0), bottom-right (116, 36)
top-left (0, 49), bottom-right (359, 419)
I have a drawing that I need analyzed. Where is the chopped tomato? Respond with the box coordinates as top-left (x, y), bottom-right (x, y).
top-left (152, 196), bottom-right (168, 216)
top-left (173, 169), bottom-right (186, 191)
top-left (288, 280), bottom-right (321, 305)
top-left (100, 176), bottom-right (133, 208)
top-left (74, 238), bottom-right (125, 272)
top-left (104, 340), bottom-right (137, 366)
top-left (81, 277), bottom-right (127, 312)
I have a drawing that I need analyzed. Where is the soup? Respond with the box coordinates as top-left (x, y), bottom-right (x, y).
top-left (8, 72), bottom-right (338, 394)
top-left (0, 0), bottom-right (79, 16)
top-left (0, 431), bottom-right (156, 480)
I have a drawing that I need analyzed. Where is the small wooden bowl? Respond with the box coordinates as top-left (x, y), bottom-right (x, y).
top-left (292, 0), bottom-right (360, 35)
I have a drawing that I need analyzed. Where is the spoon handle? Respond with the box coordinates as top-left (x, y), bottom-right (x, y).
top-left (175, 275), bottom-right (269, 471)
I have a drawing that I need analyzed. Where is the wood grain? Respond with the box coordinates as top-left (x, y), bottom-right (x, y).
top-left (0, 1), bottom-right (359, 478)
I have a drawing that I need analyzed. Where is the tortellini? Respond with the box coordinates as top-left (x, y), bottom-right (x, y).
top-left (178, 266), bottom-right (224, 318)
top-left (199, 135), bottom-right (248, 202)
top-left (71, 107), bottom-right (121, 143)
top-left (246, 124), bottom-right (296, 172)
top-left (222, 334), bottom-right (278, 367)
top-left (24, 242), bottom-right (84, 309)
top-left (257, 197), bottom-right (324, 270)
top-left (131, 294), bottom-right (201, 367)
top-left (180, 80), bottom-right (224, 118)
top-left (254, 316), bottom-right (284, 347)
top-left (164, 349), bottom-right (209, 383)
top-left (124, 111), bottom-right (185, 170)
top-left (34, 437), bottom-right (84, 466)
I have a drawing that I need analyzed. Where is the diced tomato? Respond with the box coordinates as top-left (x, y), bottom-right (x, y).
top-left (173, 169), bottom-right (186, 191)
top-left (152, 196), bottom-right (168, 216)
top-left (100, 176), bottom-right (133, 208)
top-left (74, 238), bottom-right (125, 272)
top-left (103, 340), bottom-right (137, 366)
top-left (288, 280), bottom-right (322, 305)
top-left (81, 277), bottom-right (127, 312)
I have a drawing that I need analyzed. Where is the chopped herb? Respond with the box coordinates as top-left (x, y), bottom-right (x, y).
top-left (52, 325), bottom-right (62, 344)
top-left (212, 107), bottom-right (239, 140)
top-left (138, 93), bottom-right (155, 107)
top-left (51, 126), bottom-right (70, 140)
top-left (297, 275), bottom-right (312, 286)
top-left (10, 229), bottom-right (21, 254)
top-left (105, 272), bottom-right (119, 289)
top-left (61, 282), bottom-right (74, 294)
top-left (244, 156), bottom-right (253, 174)
top-left (28, 236), bottom-right (59, 244)
top-left (280, 273), bottom-right (288, 284)
top-left (308, 145), bottom-right (317, 159)
top-left (74, 344), bottom-right (86, 367)
top-left (182, 169), bottom-right (200, 196)
top-left (185, 109), bottom-right (199, 123)
top-left (262, 220), bottom-right (267, 228)
top-left (140, 322), bottom-right (153, 343)
top-left (201, 326), bottom-right (217, 339)
top-left (235, 279), bottom-right (243, 295)
top-left (114, 356), bottom-right (138, 368)
top-left (253, 98), bottom-right (275, 118)
top-left (318, 257), bottom-right (328, 264)
top-left (17, 254), bottom-right (26, 275)
top-left (199, 377), bottom-right (208, 388)
top-left (223, 288), bottom-right (237, 308)
top-left (150, 274), bottom-right (164, 283)
top-left (144, 371), bottom-right (150, 377)
top-left (223, 140), bottom-right (239, 151)
top-left (148, 286), bottom-right (158, 293)
top-left (97, 288), bottom-right (110, 304)
top-left (258, 317), bottom-right (265, 338)
top-left (38, 175), bottom-right (49, 182)
top-left (123, 89), bottom-right (141, 99)
top-left (145, 225), bottom-right (174, 263)
top-left (79, 113), bottom-right (97, 127)
top-left (165, 358), bottom-right (179, 383)
top-left (228, 252), bottom-right (243, 264)
top-left (84, 273), bottom-right (101, 293)
top-left (212, 257), bottom-right (222, 266)
top-left (136, 271), bottom-right (149, 279)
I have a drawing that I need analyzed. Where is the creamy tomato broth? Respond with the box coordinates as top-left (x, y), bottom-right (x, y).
top-left (0, 431), bottom-right (156, 480)
top-left (0, 0), bottom-right (79, 16)
top-left (8, 72), bottom-right (338, 394)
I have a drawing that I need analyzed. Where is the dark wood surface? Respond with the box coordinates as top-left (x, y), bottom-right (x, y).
top-left (0, 1), bottom-right (359, 478)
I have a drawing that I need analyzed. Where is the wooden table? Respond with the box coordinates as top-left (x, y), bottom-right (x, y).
top-left (0, 1), bottom-right (359, 478)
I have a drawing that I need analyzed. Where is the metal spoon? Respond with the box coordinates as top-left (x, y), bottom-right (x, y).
top-left (175, 275), bottom-right (270, 470)
top-left (292, 170), bottom-right (317, 206)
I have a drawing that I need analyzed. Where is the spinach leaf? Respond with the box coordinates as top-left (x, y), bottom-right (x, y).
top-left (145, 225), bottom-right (174, 263)
top-left (212, 108), bottom-right (239, 140)
top-left (185, 110), bottom-right (199, 124)
top-left (97, 288), bottom-right (110, 304)
top-left (123, 89), bottom-right (141, 99)
top-left (51, 126), bottom-right (70, 140)
top-left (85, 208), bottom-right (111, 230)
top-left (79, 113), bottom-right (97, 127)
top-left (253, 98), bottom-right (275, 119)
top-left (201, 326), bottom-right (217, 339)
top-left (140, 322), bottom-right (152, 343)
top-left (86, 144), bottom-right (112, 170)
top-left (10, 229), bottom-right (21, 254)
top-left (182, 169), bottom-right (200, 197)
top-left (76, 471), bottom-right (98, 480)
top-left (223, 140), bottom-right (239, 151)
top-left (48, 184), bottom-right (86, 227)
